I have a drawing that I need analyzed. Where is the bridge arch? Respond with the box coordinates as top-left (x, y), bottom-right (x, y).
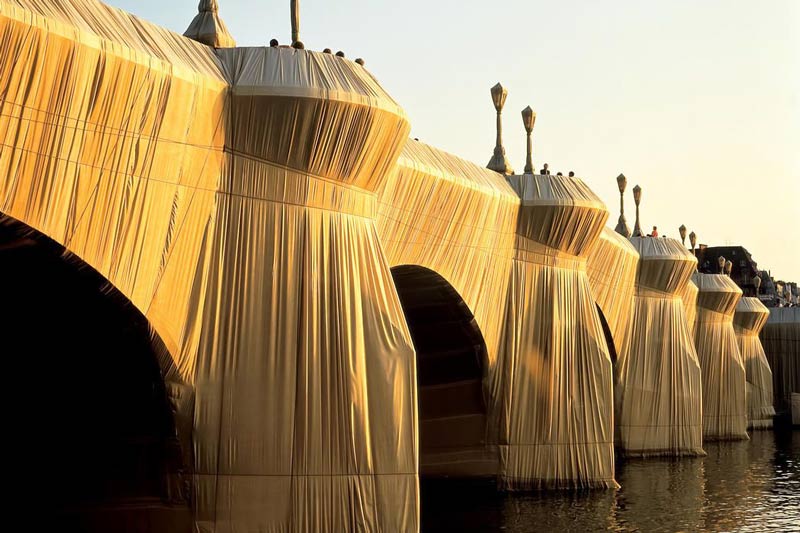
top-left (0, 214), bottom-right (190, 530)
top-left (390, 265), bottom-right (494, 477)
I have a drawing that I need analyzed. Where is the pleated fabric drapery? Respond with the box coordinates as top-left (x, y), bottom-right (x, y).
top-left (760, 307), bottom-right (800, 420)
top-left (0, 1), bottom-right (422, 528)
top-left (377, 139), bottom-right (519, 377)
top-left (376, 140), bottom-right (519, 477)
top-left (733, 298), bottom-right (774, 429)
top-left (693, 273), bottom-right (748, 440)
top-left (614, 237), bottom-right (704, 456)
top-left (679, 280), bottom-right (699, 339)
top-left (192, 47), bottom-right (417, 532)
top-left (586, 227), bottom-right (639, 357)
top-left (491, 173), bottom-right (617, 489)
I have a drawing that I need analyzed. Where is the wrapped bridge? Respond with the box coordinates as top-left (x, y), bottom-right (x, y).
top-left (1, 1), bottom-right (777, 532)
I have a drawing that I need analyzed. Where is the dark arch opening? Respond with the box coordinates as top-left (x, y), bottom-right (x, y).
top-left (595, 304), bottom-right (617, 364)
top-left (0, 214), bottom-right (191, 531)
top-left (390, 265), bottom-right (492, 478)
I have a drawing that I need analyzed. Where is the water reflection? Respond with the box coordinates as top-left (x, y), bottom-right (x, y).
top-left (421, 430), bottom-right (799, 532)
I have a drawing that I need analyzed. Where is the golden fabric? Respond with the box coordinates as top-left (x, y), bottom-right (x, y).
top-left (0, 2), bottom-right (420, 530)
top-left (733, 297), bottom-right (774, 429)
top-left (377, 139), bottom-right (519, 374)
top-left (760, 307), bottom-right (800, 418)
top-left (693, 273), bottom-right (747, 440)
top-left (586, 227), bottom-right (639, 356)
top-left (376, 140), bottom-right (518, 476)
top-left (679, 279), bottom-right (699, 339)
top-left (614, 237), bottom-right (703, 456)
top-left (493, 173), bottom-right (616, 489)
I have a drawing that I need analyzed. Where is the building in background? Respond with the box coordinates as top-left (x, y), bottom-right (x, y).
top-left (697, 246), bottom-right (760, 295)
top-left (695, 246), bottom-right (796, 307)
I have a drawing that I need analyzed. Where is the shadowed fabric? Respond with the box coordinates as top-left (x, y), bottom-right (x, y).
top-left (390, 265), bottom-right (495, 478)
top-left (0, 1), bottom-right (419, 530)
top-left (760, 308), bottom-right (800, 421)
top-left (184, 0), bottom-right (236, 48)
top-left (586, 227), bottom-right (639, 356)
top-left (693, 273), bottom-right (747, 440)
top-left (494, 173), bottom-right (617, 489)
top-left (733, 298), bottom-right (774, 429)
top-left (0, 215), bottom-right (192, 531)
top-left (614, 237), bottom-right (703, 457)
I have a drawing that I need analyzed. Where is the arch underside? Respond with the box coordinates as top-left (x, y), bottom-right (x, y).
top-left (0, 214), bottom-right (190, 531)
top-left (391, 265), bottom-right (497, 478)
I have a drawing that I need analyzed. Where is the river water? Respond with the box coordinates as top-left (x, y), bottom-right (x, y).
top-left (421, 430), bottom-right (800, 532)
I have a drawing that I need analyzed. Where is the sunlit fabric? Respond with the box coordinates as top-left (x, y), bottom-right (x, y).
top-left (679, 280), bottom-right (699, 339)
top-left (377, 139), bottom-right (519, 376)
top-left (586, 227), bottom-right (639, 357)
top-left (693, 273), bottom-right (748, 440)
top-left (614, 237), bottom-right (704, 456)
top-left (494, 173), bottom-right (617, 489)
top-left (0, 1), bottom-right (419, 530)
top-left (760, 308), bottom-right (800, 421)
top-left (733, 298), bottom-right (774, 429)
top-left (378, 146), bottom-right (618, 488)
top-left (376, 140), bottom-right (518, 477)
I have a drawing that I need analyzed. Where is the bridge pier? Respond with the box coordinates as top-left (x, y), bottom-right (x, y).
top-left (491, 173), bottom-right (617, 489)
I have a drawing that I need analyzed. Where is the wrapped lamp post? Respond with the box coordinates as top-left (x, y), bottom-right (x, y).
top-left (718, 256), bottom-right (726, 274)
top-left (521, 106), bottom-right (536, 174)
top-left (290, 0), bottom-right (303, 47)
top-left (689, 231), bottom-right (697, 260)
top-left (725, 260), bottom-right (733, 277)
top-left (184, 0), bottom-right (236, 48)
top-left (487, 83), bottom-right (514, 175)
top-left (615, 174), bottom-right (631, 238)
top-left (632, 185), bottom-right (643, 237)
top-left (679, 225), bottom-right (687, 247)
top-left (754, 275), bottom-right (762, 296)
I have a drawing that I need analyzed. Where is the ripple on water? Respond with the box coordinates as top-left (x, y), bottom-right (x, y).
top-left (420, 430), bottom-right (800, 532)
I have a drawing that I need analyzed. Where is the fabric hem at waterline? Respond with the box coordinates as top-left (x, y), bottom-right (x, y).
top-left (748, 418), bottom-right (774, 430)
top-left (498, 477), bottom-right (620, 491)
top-left (615, 447), bottom-right (707, 459)
top-left (702, 432), bottom-right (750, 442)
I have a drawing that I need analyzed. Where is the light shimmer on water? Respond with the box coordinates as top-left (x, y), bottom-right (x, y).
top-left (421, 430), bottom-right (800, 532)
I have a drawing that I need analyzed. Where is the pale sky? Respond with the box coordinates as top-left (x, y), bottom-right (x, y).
top-left (107, 0), bottom-right (800, 282)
